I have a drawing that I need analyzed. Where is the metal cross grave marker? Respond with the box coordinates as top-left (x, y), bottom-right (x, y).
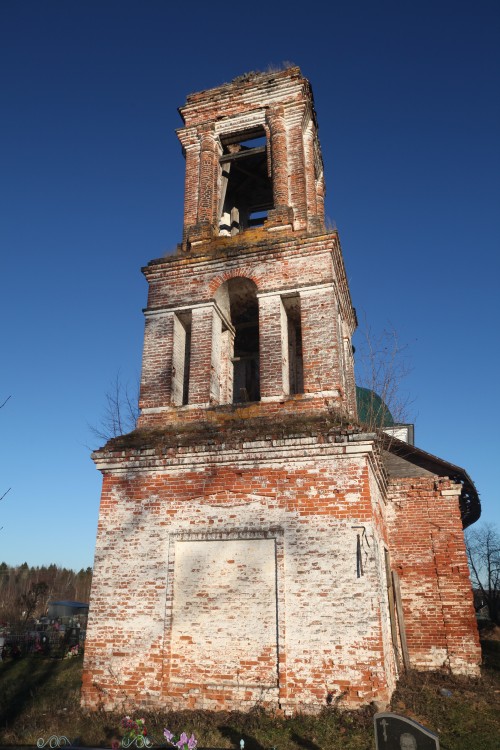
top-left (374, 712), bottom-right (440, 750)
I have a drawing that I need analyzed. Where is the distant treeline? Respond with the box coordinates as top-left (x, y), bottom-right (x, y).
top-left (0, 562), bottom-right (92, 626)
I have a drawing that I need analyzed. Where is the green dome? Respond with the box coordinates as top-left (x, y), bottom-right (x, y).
top-left (356, 386), bottom-right (395, 427)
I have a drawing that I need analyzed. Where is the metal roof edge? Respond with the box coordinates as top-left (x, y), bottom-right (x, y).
top-left (377, 431), bottom-right (481, 528)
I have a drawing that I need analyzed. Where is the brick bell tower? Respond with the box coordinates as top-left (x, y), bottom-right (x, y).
top-left (82, 67), bottom-right (481, 714)
top-left (139, 66), bottom-right (358, 421)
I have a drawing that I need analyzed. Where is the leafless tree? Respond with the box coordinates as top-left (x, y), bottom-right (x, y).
top-left (0, 395), bottom-right (11, 410)
top-left (355, 320), bottom-right (414, 428)
top-left (19, 581), bottom-right (49, 627)
top-left (466, 523), bottom-right (500, 626)
top-left (1, 396), bottom-right (11, 531)
top-left (89, 374), bottom-right (140, 444)
top-left (0, 563), bottom-right (93, 625)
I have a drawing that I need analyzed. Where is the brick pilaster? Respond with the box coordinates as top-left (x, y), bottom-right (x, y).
top-left (300, 285), bottom-right (341, 397)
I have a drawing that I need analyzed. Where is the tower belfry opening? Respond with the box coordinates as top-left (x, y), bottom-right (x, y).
top-left (214, 277), bottom-right (260, 404)
top-left (177, 66), bottom-right (328, 248)
top-left (219, 128), bottom-right (273, 235)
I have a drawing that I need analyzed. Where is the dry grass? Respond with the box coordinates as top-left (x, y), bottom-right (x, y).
top-left (0, 636), bottom-right (499, 748)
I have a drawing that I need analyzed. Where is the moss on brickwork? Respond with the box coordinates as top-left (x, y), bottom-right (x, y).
top-left (98, 407), bottom-right (360, 455)
top-left (149, 228), bottom-right (338, 265)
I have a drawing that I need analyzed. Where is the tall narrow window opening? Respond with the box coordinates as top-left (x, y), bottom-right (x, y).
top-left (282, 295), bottom-right (303, 394)
top-left (172, 311), bottom-right (192, 406)
top-left (219, 129), bottom-right (273, 236)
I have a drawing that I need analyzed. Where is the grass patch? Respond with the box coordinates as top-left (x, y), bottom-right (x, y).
top-left (392, 669), bottom-right (500, 750)
top-left (0, 642), bottom-right (499, 748)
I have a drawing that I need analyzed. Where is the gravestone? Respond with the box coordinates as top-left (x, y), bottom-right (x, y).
top-left (374, 712), bottom-right (440, 750)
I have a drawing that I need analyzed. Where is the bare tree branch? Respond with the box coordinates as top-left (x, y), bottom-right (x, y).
top-left (466, 523), bottom-right (500, 626)
top-left (0, 395), bottom-right (11, 410)
top-left (89, 374), bottom-right (140, 445)
top-left (0, 487), bottom-right (11, 502)
top-left (355, 317), bottom-right (414, 428)
top-left (1, 397), bottom-right (12, 532)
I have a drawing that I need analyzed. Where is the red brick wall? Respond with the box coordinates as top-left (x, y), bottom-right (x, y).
top-left (138, 233), bottom-right (358, 424)
top-left (300, 286), bottom-right (340, 395)
top-left (177, 67), bottom-right (325, 241)
top-left (187, 306), bottom-right (215, 405)
top-left (258, 293), bottom-right (286, 398)
top-left (140, 313), bottom-right (174, 410)
top-left (387, 477), bottom-right (481, 674)
top-left (82, 434), bottom-right (397, 712)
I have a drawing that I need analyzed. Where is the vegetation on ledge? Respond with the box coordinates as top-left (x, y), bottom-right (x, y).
top-left (100, 407), bottom-right (358, 455)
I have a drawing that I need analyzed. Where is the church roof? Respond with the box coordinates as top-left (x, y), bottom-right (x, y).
top-left (379, 432), bottom-right (481, 528)
top-left (356, 386), bottom-right (395, 427)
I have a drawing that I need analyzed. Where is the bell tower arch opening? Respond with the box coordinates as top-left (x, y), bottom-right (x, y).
top-left (177, 67), bottom-right (329, 247)
top-left (218, 127), bottom-right (273, 236)
top-left (215, 277), bottom-right (260, 403)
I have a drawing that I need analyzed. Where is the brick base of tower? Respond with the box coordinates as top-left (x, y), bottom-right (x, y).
top-left (81, 408), bottom-right (480, 713)
top-left (82, 411), bottom-right (395, 712)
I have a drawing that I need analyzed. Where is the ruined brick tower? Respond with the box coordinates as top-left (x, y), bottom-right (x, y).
top-left (82, 67), bottom-right (481, 713)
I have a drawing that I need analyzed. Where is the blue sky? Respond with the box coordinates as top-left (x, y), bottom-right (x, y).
top-left (1, 0), bottom-right (499, 571)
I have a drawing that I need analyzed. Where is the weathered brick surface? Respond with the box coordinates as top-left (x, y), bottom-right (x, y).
top-left (177, 67), bottom-right (323, 241)
top-left (300, 286), bottom-right (340, 395)
top-left (258, 293), bottom-right (287, 398)
top-left (83, 431), bottom-right (397, 711)
top-left (188, 305), bottom-right (215, 405)
top-left (386, 477), bottom-right (481, 674)
top-left (138, 233), bottom-right (357, 421)
top-left (83, 67), bottom-right (480, 715)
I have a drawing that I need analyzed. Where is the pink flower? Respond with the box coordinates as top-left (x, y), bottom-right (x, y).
top-left (164, 729), bottom-right (174, 742)
top-left (188, 733), bottom-right (197, 750)
top-left (176, 732), bottom-right (188, 749)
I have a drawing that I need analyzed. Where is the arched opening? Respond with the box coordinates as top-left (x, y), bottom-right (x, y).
top-left (215, 277), bottom-right (260, 403)
top-left (218, 128), bottom-right (273, 236)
